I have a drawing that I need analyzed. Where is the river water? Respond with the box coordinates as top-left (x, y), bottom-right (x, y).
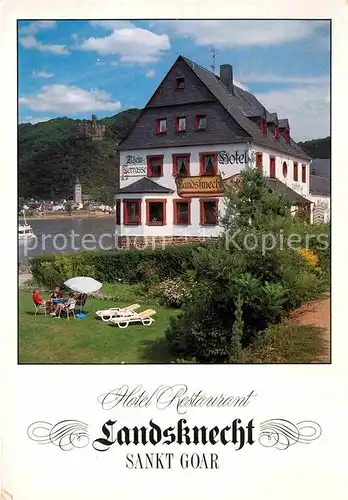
top-left (18, 216), bottom-right (117, 265)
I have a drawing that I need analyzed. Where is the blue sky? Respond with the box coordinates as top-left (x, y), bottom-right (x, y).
top-left (18, 20), bottom-right (330, 141)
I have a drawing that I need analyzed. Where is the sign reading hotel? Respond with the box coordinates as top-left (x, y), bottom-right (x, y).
top-left (176, 174), bottom-right (242, 198)
top-left (218, 150), bottom-right (251, 165)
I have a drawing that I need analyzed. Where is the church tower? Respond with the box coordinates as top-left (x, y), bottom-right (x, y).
top-left (73, 176), bottom-right (82, 204)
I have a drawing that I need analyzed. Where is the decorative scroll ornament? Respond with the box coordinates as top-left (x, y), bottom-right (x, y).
top-left (27, 420), bottom-right (89, 451)
top-left (259, 419), bottom-right (322, 450)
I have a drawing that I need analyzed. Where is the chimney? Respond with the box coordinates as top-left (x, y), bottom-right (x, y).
top-left (220, 64), bottom-right (234, 94)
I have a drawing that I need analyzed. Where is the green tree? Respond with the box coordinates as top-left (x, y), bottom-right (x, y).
top-left (18, 109), bottom-right (140, 200)
top-left (229, 295), bottom-right (245, 363)
top-left (65, 201), bottom-right (72, 216)
top-left (165, 168), bottom-right (325, 363)
top-left (222, 167), bottom-right (291, 232)
top-left (18, 196), bottom-right (24, 213)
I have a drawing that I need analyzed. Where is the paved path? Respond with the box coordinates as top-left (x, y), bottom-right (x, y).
top-left (19, 273), bottom-right (32, 286)
top-left (289, 296), bottom-right (330, 362)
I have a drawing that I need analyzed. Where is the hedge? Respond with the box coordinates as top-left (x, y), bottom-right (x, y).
top-left (30, 244), bottom-right (209, 287)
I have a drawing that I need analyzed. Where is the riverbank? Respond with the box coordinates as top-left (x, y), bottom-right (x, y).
top-left (19, 211), bottom-right (115, 220)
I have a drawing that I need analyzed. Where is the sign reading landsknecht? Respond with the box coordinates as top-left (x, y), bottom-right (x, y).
top-left (176, 173), bottom-right (242, 198)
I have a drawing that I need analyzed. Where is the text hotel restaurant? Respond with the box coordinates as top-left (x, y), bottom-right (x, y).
top-left (115, 55), bottom-right (329, 248)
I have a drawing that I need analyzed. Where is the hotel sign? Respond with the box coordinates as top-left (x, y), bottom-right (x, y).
top-left (176, 174), bottom-right (242, 198)
top-left (218, 150), bottom-right (251, 165)
top-left (121, 165), bottom-right (147, 177)
top-left (121, 155), bottom-right (147, 179)
top-left (125, 155), bottom-right (145, 165)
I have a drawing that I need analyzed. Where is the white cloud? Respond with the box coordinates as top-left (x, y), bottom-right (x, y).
top-left (234, 80), bottom-right (248, 91)
top-left (146, 69), bottom-right (156, 78)
top-left (79, 25), bottom-right (170, 64)
top-left (159, 20), bottom-right (327, 48)
top-left (19, 84), bottom-right (122, 113)
top-left (19, 21), bottom-right (56, 35)
top-left (89, 21), bottom-right (134, 30)
top-left (21, 116), bottom-right (53, 125)
top-left (255, 84), bottom-right (330, 141)
top-left (20, 35), bottom-right (69, 54)
top-left (32, 70), bottom-right (54, 78)
top-left (237, 73), bottom-right (329, 85)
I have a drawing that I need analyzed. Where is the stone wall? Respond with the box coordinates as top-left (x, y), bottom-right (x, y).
top-left (117, 235), bottom-right (218, 250)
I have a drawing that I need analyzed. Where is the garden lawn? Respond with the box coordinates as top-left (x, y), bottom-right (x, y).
top-left (19, 290), bottom-right (178, 363)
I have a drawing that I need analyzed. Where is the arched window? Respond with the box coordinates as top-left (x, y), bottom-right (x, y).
top-left (282, 161), bottom-right (288, 178)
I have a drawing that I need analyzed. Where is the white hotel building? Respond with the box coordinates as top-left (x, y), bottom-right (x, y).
top-left (115, 55), bottom-right (313, 248)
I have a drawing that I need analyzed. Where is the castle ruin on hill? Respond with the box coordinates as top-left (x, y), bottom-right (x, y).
top-left (76, 114), bottom-right (106, 141)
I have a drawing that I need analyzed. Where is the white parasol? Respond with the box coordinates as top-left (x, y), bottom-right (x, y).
top-left (64, 276), bottom-right (102, 294)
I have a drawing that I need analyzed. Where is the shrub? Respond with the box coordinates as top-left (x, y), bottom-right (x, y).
top-left (172, 358), bottom-right (198, 364)
top-left (30, 243), bottom-right (208, 287)
top-left (165, 169), bottom-right (330, 363)
top-left (154, 276), bottom-right (193, 308)
top-left (229, 296), bottom-right (245, 363)
top-left (297, 248), bottom-right (319, 268)
top-left (244, 324), bottom-right (327, 363)
top-left (165, 272), bottom-right (287, 363)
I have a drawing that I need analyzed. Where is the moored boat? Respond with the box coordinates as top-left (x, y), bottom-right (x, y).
top-left (18, 223), bottom-right (36, 240)
top-left (18, 209), bottom-right (36, 241)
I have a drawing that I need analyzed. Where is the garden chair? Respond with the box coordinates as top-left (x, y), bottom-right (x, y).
top-left (96, 304), bottom-right (141, 322)
top-left (109, 309), bottom-right (156, 329)
top-left (57, 301), bottom-right (76, 320)
top-left (34, 301), bottom-right (47, 317)
top-left (76, 293), bottom-right (88, 313)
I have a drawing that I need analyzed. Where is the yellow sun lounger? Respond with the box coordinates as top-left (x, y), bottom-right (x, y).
top-left (109, 309), bottom-right (156, 328)
top-left (96, 303), bottom-right (141, 322)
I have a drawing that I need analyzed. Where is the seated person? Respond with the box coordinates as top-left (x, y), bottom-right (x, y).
top-left (32, 288), bottom-right (48, 308)
top-left (54, 292), bottom-right (76, 317)
top-left (50, 286), bottom-right (63, 300)
top-left (75, 292), bottom-right (87, 308)
top-left (49, 286), bottom-right (64, 314)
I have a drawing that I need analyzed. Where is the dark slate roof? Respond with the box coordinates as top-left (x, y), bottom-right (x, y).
top-left (309, 175), bottom-right (330, 196)
top-left (279, 118), bottom-right (289, 129)
top-left (117, 177), bottom-right (174, 194)
top-left (181, 56), bottom-right (311, 161)
top-left (267, 112), bottom-right (278, 124)
top-left (310, 158), bottom-right (330, 179)
top-left (267, 178), bottom-right (310, 205)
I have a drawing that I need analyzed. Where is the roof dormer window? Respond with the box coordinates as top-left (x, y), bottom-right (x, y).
top-left (274, 125), bottom-right (280, 140)
top-left (176, 76), bottom-right (185, 89)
